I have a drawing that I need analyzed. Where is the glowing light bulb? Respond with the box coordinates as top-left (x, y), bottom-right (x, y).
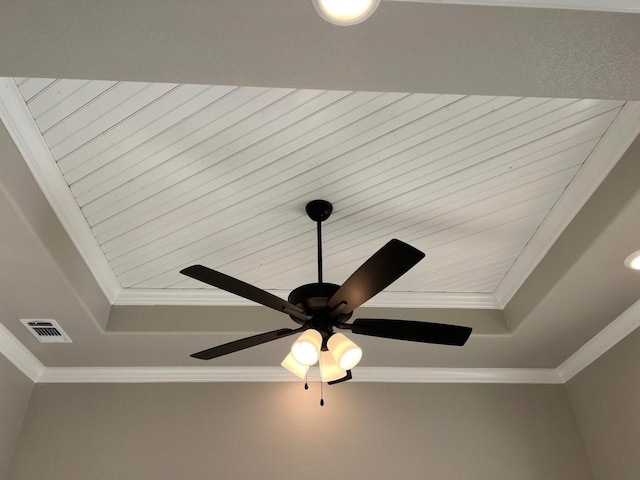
top-left (328, 333), bottom-right (362, 370)
top-left (291, 329), bottom-right (322, 366)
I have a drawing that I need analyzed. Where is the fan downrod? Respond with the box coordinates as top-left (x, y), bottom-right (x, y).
top-left (306, 200), bottom-right (333, 222)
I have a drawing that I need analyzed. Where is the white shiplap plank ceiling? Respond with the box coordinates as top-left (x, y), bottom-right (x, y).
top-left (11, 78), bottom-right (627, 308)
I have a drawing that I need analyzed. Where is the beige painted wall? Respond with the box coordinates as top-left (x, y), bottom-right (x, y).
top-left (1, 1), bottom-right (639, 99)
top-left (566, 326), bottom-right (640, 479)
top-left (0, 355), bottom-right (33, 480)
top-left (7, 382), bottom-right (592, 479)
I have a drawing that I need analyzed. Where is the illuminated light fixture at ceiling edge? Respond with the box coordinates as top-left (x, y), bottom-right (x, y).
top-left (311, 0), bottom-right (381, 26)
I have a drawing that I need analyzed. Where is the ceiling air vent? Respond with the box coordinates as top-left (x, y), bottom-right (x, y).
top-left (19, 319), bottom-right (72, 343)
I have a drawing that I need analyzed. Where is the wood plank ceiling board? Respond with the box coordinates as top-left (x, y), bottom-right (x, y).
top-left (12, 78), bottom-right (627, 307)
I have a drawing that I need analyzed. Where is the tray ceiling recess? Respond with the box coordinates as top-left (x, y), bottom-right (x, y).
top-left (1, 77), bottom-right (638, 309)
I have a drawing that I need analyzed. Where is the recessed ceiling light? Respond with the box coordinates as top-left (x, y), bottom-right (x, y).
top-left (311, 0), bottom-right (381, 26)
top-left (624, 250), bottom-right (640, 270)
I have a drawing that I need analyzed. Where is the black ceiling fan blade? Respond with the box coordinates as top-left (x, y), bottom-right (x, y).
top-left (191, 326), bottom-right (307, 360)
top-left (180, 265), bottom-right (309, 322)
top-left (341, 318), bottom-right (472, 346)
top-left (327, 239), bottom-right (425, 315)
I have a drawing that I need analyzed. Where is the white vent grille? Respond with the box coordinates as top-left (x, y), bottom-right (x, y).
top-left (19, 319), bottom-right (72, 343)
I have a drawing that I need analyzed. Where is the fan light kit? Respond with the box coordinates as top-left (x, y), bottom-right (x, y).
top-left (181, 200), bottom-right (472, 405)
top-left (283, 330), bottom-right (363, 381)
top-left (624, 250), bottom-right (640, 270)
top-left (311, 0), bottom-right (381, 25)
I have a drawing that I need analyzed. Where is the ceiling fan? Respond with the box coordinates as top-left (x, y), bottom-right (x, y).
top-left (181, 200), bottom-right (472, 385)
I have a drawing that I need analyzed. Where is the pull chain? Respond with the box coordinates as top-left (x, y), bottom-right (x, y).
top-left (304, 370), bottom-right (309, 390)
top-left (319, 354), bottom-right (325, 406)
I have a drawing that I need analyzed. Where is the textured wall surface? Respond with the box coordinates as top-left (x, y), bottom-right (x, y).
top-left (7, 382), bottom-right (592, 479)
top-left (1, 0), bottom-right (639, 99)
top-left (0, 355), bottom-right (33, 480)
top-left (567, 326), bottom-right (640, 480)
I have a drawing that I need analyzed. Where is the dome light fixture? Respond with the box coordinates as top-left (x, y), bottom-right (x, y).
top-left (311, 0), bottom-right (381, 26)
top-left (624, 250), bottom-right (640, 270)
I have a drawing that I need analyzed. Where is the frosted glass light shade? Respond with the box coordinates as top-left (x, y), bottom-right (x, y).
top-left (311, 0), bottom-right (381, 26)
top-left (328, 333), bottom-right (363, 370)
top-left (291, 329), bottom-right (322, 366)
top-left (281, 353), bottom-right (309, 379)
top-left (320, 351), bottom-right (346, 382)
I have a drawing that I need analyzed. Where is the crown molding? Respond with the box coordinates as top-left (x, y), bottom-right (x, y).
top-left (39, 366), bottom-right (560, 384)
top-left (386, 0), bottom-right (640, 13)
top-left (0, 320), bottom-right (559, 384)
top-left (115, 288), bottom-right (500, 309)
top-left (0, 78), bottom-right (121, 303)
top-left (0, 320), bottom-right (557, 384)
top-left (336, 367), bottom-right (561, 383)
top-left (0, 323), bottom-right (44, 382)
top-left (493, 101), bottom-right (640, 308)
top-left (557, 298), bottom-right (640, 383)
top-left (5, 293), bottom-right (640, 385)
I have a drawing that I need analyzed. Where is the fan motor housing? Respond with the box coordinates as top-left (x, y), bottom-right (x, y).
top-left (287, 283), bottom-right (352, 326)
